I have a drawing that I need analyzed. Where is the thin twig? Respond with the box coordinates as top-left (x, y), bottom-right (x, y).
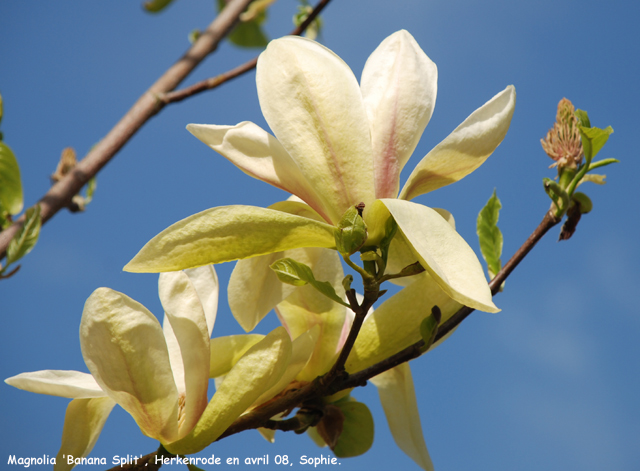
top-left (0, 0), bottom-right (332, 261)
top-left (101, 208), bottom-right (562, 471)
top-left (161, 0), bottom-right (332, 105)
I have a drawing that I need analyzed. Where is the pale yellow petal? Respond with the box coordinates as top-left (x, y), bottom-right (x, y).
top-left (184, 265), bottom-right (219, 336)
top-left (159, 271), bottom-right (211, 437)
top-left (124, 205), bottom-right (336, 273)
top-left (257, 36), bottom-right (375, 223)
top-left (209, 334), bottom-right (265, 378)
top-left (80, 288), bottom-right (180, 443)
top-left (346, 273), bottom-right (461, 373)
top-left (54, 397), bottom-right (116, 471)
top-left (166, 327), bottom-right (292, 455)
top-left (379, 199), bottom-right (498, 312)
top-left (5, 370), bottom-right (105, 398)
top-left (187, 122), bottom-right (333, 222)
top-left (400, 85), bottom-right (516, 200)
top-left (361, 30), bottom-right (438, 198)
top-left (370, 363), bottom-right (433, 471)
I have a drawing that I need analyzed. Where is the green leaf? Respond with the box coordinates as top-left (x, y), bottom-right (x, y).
top-left (588, 158), bottom-right (619, 171)
top-left (476, 189), bottom-right (503, 279)
top-left (579, 125), bottom-right (613, 161)
top-left (6, 204), bottom-right (41, 267)
top-left (270, 258), bottom-right (350, 308)
top-left (0, 141), bottom-right (24, 216)
top-left (217, 0), bottom-right (269, 49)
top-left (419, 306), bottom-right (441, 353)
top-left (332, 401), bottom-right (374, 458)
top-left (575, 109), bottom-right (591, 128)
top-left (142, 0), bottom-right (176, 13)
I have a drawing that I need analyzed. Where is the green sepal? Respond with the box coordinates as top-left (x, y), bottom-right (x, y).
top-left (142, 0), bottom-right (176, 13)
top-left (419, 305), bottom-right (441, 354)
top-left (572, 192), bottom-right (593, 214)
top-left (476, 189), bottom-right (503, 279)
top-left (543, 178), bottom-right (569, 215)
top-left (0, 141), bottom-right (24, 216)
top-left (270, 258), bottom-right (350, 308)
top-left (335, 205), bottom-right (368, 256)
top-left (5, 204), bottom-right (41, 268)
top-left (332, 400), bottom-right (374, 458)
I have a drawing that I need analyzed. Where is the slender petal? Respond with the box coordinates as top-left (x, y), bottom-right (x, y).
top-left (361, 30), bottom-right (438, 198)
top-left (370, 363), bottom-right (433, 471)
top-left (80, 288), bottom-right (180, 443)
top-left (346, 273), bottom-right (460, 373)
top-left (379, 199), bottom-right (498, 312)
top-left (257, 36), bottom-right (375, 223)
top-left (124, 205), bottom-right (337, 273)
top-left (209, 334), bottom-right (265, 378)
top-left (187, 122), bottom-right (333, 223)
top-left (5, 370), bottom-right (105, 398)
top-left (184, 265), bottom-right (219, 336)
top-left (159, 271), bottom-right (210, 437)
top-left (400, 85), bottom-right (516, 200)
top-left (54, 397), bottom-right (116, 471)
top-left (166, 327), bottom-right (292, 455)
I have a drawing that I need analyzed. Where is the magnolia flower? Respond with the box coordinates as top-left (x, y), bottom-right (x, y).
top-left (5, 267), bottom-right (293, 469)
top-left (124, 30), bottom-right (515, 325)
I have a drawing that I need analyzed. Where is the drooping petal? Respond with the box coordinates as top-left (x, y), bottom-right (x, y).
top-left (378, 199), bottom-right (498, 312)
top-left (5, 370), bottom-right (105, 398)
top-left (400, 85), bottom-right (516, 200)
top-left (159, 271), bottom-right (211, 437)
top-left (209, 334), bottom-right (265, 378)
top-left (124, 205), bottom-right (337, 273)
top-left (184, 265), bottom-right (219, 336)
top-left (257, 36), bottom-right (375, 223)
top-left (166, 327), bottom-right (292, 455)
top-left (187, 122), bottom-right (332, 223)
top-left (370, 363), bottom-right (433, 471)
top-left (384, 207), bottom-right (455, 287)
top-left (80, 288), bottom-right (180, 443)
top-left (345, 273), bottom-right (461, 373)
top-left (361, 30), bottom-right (438, 199)
top-left (228, 201), bottom-right (327, 332)
top-left (54, 397), bottom-right (116, 471)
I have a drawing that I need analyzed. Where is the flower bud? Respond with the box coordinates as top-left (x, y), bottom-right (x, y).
top-left (335, 203), bottom-right (368, 256)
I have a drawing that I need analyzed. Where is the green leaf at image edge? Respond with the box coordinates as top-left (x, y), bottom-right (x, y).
top-left (143, 0), bottom-right (176, 13)
top-left (6, 205), bottom-right (41, 267)
top-left (270, 258), bottom-right (350, 308)
top-left (0, 142), bottom-right (24, 216)
top-left (476, 189), bottom-right (503, 279)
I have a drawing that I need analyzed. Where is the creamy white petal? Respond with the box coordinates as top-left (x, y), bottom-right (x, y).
top-left (257, 36), bottom-right (375, 223)
top-left (379, 199), bottom-right (498, 312)
top-left (5, 370), bottom-right (105, 398)
top-left (184, 265), bottom-right (219, 336)
top-left (159, 271), bottom-right (211, 437)
top-left (371, 363), bottom-right (433, 471)
top-left (187, 122), bottom-right (333, 222)
top-left (54, 397), bottom-right (116, 471)
top-left (400, 85), bottom-right (516, 200)
top-left (80, 288), bottom-right (180, 443)
top-left (362, 30), bottom-right (438, 198)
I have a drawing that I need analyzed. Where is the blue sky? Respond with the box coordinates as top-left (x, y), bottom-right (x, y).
top-left (1, 1), bottom-right (639, 470)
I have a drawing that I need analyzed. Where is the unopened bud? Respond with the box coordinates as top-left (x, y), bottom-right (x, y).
top-left (335, 204), bottom-right (368, 256)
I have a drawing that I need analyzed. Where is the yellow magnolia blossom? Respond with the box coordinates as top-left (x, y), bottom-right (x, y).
top-left (5, 267), bottom-right (293, 468)
top-left (125, 30), bottom-right (515, 324)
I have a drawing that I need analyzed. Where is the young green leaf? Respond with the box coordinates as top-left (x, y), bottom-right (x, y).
top-left (332, 401), bottom-right (374, 458)
top-left (476, 189), bottom-right (503, 279)
top-left (217, 0), bottom-right (269, 49)
top-left (6, 205), bottom-right (41, 267)
top-left (575, 109), bottom-right (591, 128)
top-left (0, 142), bottom-right (24, 216)
top-left (270, 258), bottom-right (350, 308)
top-left (579, 125), bottom-right (614, 161)
top-left (588, 158), bottom-right (619, 171)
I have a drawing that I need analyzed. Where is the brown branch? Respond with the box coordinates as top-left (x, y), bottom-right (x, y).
top-left (0, 0), bottom-right (334, 261)
top-left (100, 208), bottom-right (562, 471)
top-left (160, 0), bottom-right (332, 105)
